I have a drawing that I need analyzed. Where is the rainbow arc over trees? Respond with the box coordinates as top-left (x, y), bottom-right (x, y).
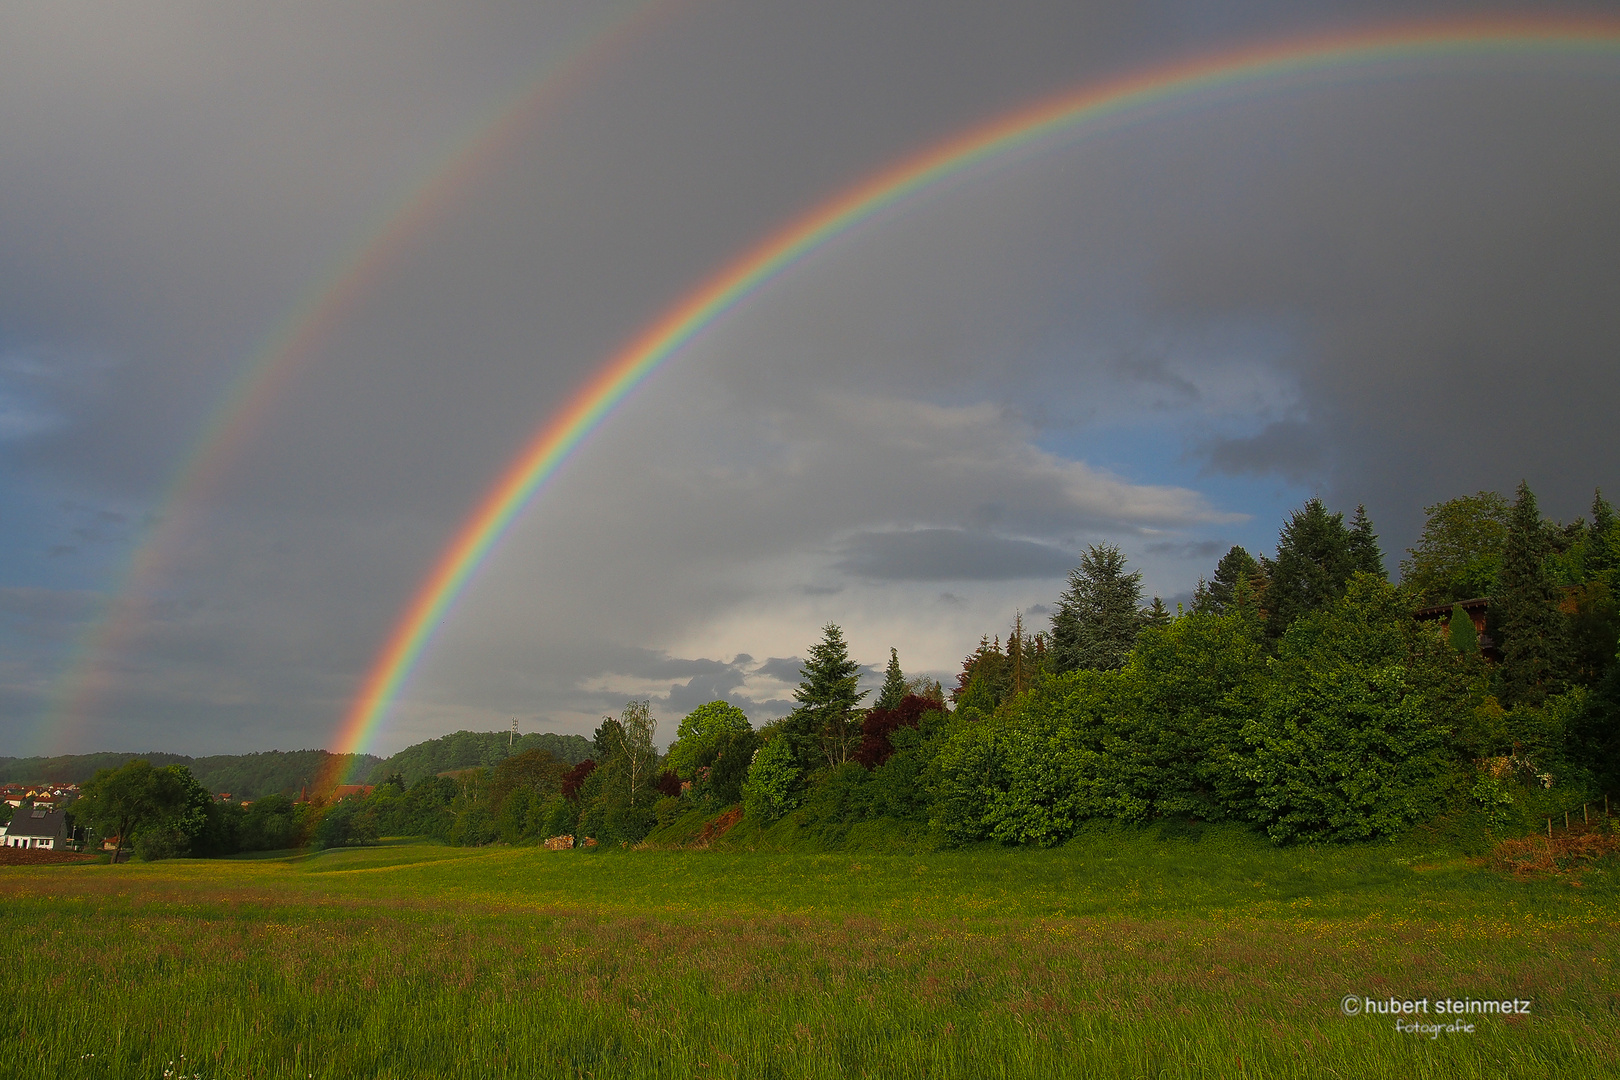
top-left (311, 17), bottom-right (1620, 781)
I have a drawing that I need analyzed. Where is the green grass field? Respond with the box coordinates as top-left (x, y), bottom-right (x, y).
top-left (3, 822), bottom-right (1616, 1079)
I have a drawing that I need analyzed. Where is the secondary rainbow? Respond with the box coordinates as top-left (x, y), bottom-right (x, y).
top-left (39, 0), bottom-right (672, 753)
top-left (331, 16), bottom-right (1620, 773)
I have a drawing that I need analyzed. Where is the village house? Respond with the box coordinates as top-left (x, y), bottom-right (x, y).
top-left (1412, 596), bottom-right (1501, 659)
top-left (2, 807), bottom-right (69, 850)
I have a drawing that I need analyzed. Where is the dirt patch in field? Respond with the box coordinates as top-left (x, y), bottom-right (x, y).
top-left (691, 807), bottom-right (744, 848)
top-left (0, 848), bottom-right (97, 866)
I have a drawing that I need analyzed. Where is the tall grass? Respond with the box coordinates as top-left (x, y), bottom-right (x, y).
top-left (3, 825), bottom-right (1615, 1078)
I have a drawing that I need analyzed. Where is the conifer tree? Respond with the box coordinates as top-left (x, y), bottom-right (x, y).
top-left (1193, 546), bottom-right (1260, 616)
top-left (1140, 596), bottom-right (1173, 631)
top-left (1265, 498), bottom-right (1356, 638)
top-left (782, 624), bottom-right (868, 770)
top-left (1230, 569), bottom-right (1265, 625)
top-left (1496, 482), bottom-right (1569, 705)
top-left (1587, 488), bottom-right (1618, 586)
top-left (875, 647), bottom-right (906, 713)
top-left (1346, 504), bottom-right (1387, 578)
top-left (1007, 613), bottom-right (1028, 696)
top-left (1051, 544), bottom-right (1144, 672)
top-left (951, 635), bottom-right (1008, 706)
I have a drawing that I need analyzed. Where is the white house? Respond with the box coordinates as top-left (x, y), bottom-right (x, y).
top-left (2, 807), bottom-right (69, 849)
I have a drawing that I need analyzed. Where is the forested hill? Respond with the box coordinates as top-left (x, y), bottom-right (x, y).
top-left (0, 749), bottom-right (382, 799)
top-left (367, 730), bottom-right (594, 785)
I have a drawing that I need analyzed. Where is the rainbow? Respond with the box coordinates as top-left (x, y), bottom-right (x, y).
top-left (39, 0), bottom-right (674, 754)
top-left (327, 16), bottom-right (1620, 779)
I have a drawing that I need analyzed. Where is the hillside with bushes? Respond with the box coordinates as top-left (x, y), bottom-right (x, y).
top-left (61, 482), bottom-right (1620, 859)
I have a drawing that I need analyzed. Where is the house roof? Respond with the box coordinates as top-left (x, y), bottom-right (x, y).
top-left (5, 807), bottom-right (67, 840)
top-left (1413, 596), bottom-right (1490, 621)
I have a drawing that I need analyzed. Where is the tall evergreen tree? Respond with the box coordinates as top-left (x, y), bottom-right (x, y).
top-left (1265, 498), bottom-right (1357, 638)
top-left (874, 648), bottom-right (907, 713)
top-left (1140, 596), bottom-right (1173, 631)
top-left (1007, 613), bottom-right (1030, 696)
top-left (1495, 481), bottom-right (1569, 706)
top-left (1345, 504), bottom-right (1387, 579)
top-left (782, 624), bottom-right (868, 770)
top-left (1192, 546), bottom-right (1261, 615)
top-left (952, 635), bottom-right (1008, 707)
top-left (1050, 544), bottom-right (1144, 672)
top-left (1587, 488), bottom-right (1618, 586)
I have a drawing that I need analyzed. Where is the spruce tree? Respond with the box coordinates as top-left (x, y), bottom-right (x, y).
top-left (1346, 505), bottom-right (1387, 579)
top-left (875, 647), bottom-right (906, 713)
top-left (1051, 544), bottom-right (1144, 672)
top-left (1140, 596), bottom-right (1173, 631)
top-left (1007, 613), bottom-right (1029, 696)
top-left (1265, 498), bottom-right (1356, 638)
top-left (783, 624), bottom-right (868, 769)
top-left (1496, 482), bottom-right (1569, 705)
top-left (951, 635), bottom-right (1008, 707)
top-left (1193, 546), bottom-right (1260, 615)
top-left (1587, 488), bottom-right (1618, 586)
top-left (1230, 569), bottom-right (1264, 625)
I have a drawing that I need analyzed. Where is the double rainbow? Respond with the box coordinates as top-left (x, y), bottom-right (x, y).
top-left (327, 17), bottom-right (1620, 779)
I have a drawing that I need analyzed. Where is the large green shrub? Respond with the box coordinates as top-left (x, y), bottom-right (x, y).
top-left (1247, 577), bottom-right (1455, 842)
top-left (742, 736), bottom-right (800, 824)
top-left (1120, 611), bottom-right (1268, 822)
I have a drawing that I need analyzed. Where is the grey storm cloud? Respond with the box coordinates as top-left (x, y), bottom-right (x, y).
top-left (834, 529), bottom-right (1077, 581)
top-left (1204, 422), bottom-right (1326, 482)
top-left (1, 0), bottom-right (1616, 756)
top-left (753, 658), bottom-right (807, 685)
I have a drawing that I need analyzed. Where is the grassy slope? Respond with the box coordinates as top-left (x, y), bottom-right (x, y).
top-left (2, 826), bottom-right (1616, 1079)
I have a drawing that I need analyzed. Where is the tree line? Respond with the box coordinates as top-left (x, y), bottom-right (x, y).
top-left (65, 481), bottom-right (1619, 856)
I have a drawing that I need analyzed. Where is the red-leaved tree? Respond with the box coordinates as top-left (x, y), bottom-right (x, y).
top-left (853, 694), bottom-right (937, 769)
top-left (559, 759), bottom-right (596, 802)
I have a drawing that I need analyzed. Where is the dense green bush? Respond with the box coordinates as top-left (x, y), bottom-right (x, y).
top-left (742, 736), bottom-right (800, 824)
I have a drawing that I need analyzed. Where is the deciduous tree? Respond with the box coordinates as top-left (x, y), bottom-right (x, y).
top-left (1400, 491), bottom-right (1511, 605)
top-left (665, 701), bottom-right (751, 780)
top-left (615, 700), bottom-right (658, 808)
top-left (74, 760), bottom-right (200, 863)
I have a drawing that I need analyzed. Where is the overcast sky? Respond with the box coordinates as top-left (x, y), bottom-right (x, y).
top-left (3, 0), bottom-right (1618, 757)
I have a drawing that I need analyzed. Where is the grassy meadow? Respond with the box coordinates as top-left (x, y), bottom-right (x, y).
top-left (2, 822), bottom-right (1616, 1079)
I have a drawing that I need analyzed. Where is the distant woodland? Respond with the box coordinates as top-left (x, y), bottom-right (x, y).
top-left (0, 749), bottom-right (382, 800)
top-left (0, 730), bottom-right (591, 800)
